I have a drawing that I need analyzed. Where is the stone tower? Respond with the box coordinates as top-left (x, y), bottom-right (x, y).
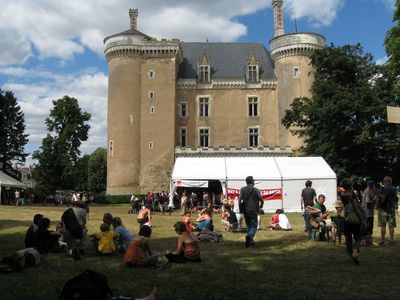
top-left (270, 0), bottom-right (325, 150)
top-left (104, 10), bottom-right (182, 195)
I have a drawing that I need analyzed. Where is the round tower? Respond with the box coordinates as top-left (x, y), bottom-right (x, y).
top-left (270, 0), bottom-right (325, 151)
top-left (104, 9), bottom-right (182, 195)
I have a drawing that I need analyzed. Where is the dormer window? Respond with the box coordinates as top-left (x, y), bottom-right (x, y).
top-left (246, 50), bottom-right (259, 82)
top-left (199, 65), bottom-right (210, 82)
top-left (198, 52), bottom-right (211, 83)
top-left (248, 65), bottom-right (258, 82)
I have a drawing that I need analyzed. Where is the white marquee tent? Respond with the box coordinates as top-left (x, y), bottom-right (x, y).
top-left (0, 171), bottom-right (27, 203)
top-left (170, 156), bottom-right (337, 212)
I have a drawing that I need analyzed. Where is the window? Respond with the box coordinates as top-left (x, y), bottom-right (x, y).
top-left (199, 65), bottom-right (210, 82)
top-left (293, 67), bottom-right (300, 78)
top-left (108, 140), bottom-right (114, 157)
top-left (179, 127), bottom-right (187, 147)
top-left (129, 115), bottom-right (134, 125)
top-left (199, 97), bottom-right (209, 117)
top-left (179, 102), bottom-right (188, 118)
top-left (149, 142), bottom-right (153, 149)
top-left (199, 128), bottom-right (209, 148)
top-left (248, 127), bottom-right (259, 147)
top-left (148, 91), bottom-right (155, 100)
top-left (248, 97), bottom-right (259, 117)
top-left (248, 65), bottom-right (258, 82)
top-left (148, 70), bottom-right (155, 79)
top-left (150, 106), bottom-right (155, 114)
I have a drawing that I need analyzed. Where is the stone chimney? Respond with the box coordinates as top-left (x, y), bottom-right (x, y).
top-left (129, 9), bottom-right (138, 30)
top-left (272, 0), bottom-right (284, 37)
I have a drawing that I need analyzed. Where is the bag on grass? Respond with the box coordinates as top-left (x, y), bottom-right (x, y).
top-left (60, 269), bottom-right (113, 300)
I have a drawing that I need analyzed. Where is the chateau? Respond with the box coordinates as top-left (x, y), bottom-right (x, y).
top-left (104, 0), bottom-right (325, 195)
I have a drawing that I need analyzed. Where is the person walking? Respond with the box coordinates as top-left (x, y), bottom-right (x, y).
top-left (239, 176), bottom-right (263, 248)
top-left (340, 178), bottom-right (363, 265)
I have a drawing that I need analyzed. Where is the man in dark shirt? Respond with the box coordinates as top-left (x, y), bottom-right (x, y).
top-left (240, 176), bottom-right (263, 248)
top-left (378, 176), bottom-right (398, 246)
top-left (300, 180), bottom-right (317, 237)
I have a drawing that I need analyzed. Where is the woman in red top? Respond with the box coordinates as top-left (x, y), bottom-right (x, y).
top-left (165, 222), bottom-right (201, 263)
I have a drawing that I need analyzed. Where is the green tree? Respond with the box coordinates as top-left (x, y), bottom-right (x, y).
top-left (0, 90), bottom-right (29, 168)
top-left (385, 0), bottom-right (400, 103)
top-left (72, 154), bottom-right (90, 191)
top-left (282, 44), bottom-right (400, 181)
top-left (33, 96), bottom-right (91, 191)
top-left (87, 148), bottom-right (107, 193)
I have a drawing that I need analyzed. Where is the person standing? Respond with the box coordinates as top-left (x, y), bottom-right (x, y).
top-left (362, 180), bottom-right (377, 246)
top-left (377, 176), bottom-right (398, 246)
top-left (300, 180), bottom-right (317, 236)
top-left (240, 176), bottom-right (263, 248)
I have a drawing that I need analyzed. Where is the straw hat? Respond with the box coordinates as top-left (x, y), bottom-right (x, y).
top-left (333, 200), bottom-right (344, 208)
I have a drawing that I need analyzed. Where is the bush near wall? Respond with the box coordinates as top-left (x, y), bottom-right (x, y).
top-left (96, 194), bottom-right (144, 204)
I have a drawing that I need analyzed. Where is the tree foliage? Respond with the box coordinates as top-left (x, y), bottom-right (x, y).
top-left (282, 44), bottom-right (400, 181)
top-left (385, 0), bottom-right (400, 99)
top-left (33, 96), bottom-right (91, 191)
top-left (87, 148), bottom-right (107, 193)
top-left (0, 90), bottom-right (29, 168)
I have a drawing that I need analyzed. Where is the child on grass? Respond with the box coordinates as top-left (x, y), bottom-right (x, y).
top-left (91, 223), bottom-right (119, 256)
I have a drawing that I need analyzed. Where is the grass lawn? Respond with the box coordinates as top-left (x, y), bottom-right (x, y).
top-left (0, 204), bottom-right (399, 300)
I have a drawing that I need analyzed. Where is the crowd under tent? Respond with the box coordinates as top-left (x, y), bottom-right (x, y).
top-left (0, 171), bottom-right (27, 203)
top-left (170, 156), bottom-right (337, 212)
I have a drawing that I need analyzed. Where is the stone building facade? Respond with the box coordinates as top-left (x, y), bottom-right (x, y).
top-left (104, 0), bottom-right (325, 195)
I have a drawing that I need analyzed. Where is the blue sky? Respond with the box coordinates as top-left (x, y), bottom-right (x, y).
top-left (0, 0), bottom-right (396, 165)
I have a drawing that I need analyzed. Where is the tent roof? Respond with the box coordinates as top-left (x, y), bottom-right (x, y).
top-left (225, 157), bottom-right (281, 180)
top-left (172, 156), bottom-right (336, 181)
top-left (274, 157), bottom-right (336, 180)
top-left (0, 171), bottom-right (26, 188)
top-left (172, 157), bottom-right (226, 180)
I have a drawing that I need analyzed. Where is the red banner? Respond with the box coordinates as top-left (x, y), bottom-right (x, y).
top-left (227, 188), bottom-right (282, 201)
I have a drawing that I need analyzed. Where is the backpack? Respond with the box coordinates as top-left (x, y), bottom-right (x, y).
top-left (60, 269), bottom-right (113, 300)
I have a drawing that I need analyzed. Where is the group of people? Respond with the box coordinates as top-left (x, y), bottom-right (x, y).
top-left (300, 176), bottom-right (398, 265)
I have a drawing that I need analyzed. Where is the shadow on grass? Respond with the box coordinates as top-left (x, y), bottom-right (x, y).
top-left (1, 209), bottom-right (400, 299)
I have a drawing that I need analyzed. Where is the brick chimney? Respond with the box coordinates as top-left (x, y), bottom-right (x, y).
top-left (272, 0), bottom-right (284, 37)
top-left (129, 9), bottom-right (138, 30)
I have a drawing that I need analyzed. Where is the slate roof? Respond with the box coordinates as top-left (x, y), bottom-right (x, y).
top-left (178, 42), bottom-right (276, 80)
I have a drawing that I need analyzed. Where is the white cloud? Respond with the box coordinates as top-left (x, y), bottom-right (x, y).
top-left (1, 68), bottom-right (108, 157)
top-left (285, 0), bottom-right (344, 27)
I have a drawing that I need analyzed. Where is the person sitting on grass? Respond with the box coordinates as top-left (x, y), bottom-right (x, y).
top-left (137, 205), bottom-right (152, 227)
top-left (61, 201), bottom-right (89, 260)
top-left (24, 213), bottom-right (43, 248)
top-left (90, 223), bottom-right (119, 256)
top-left (193, 208), bottom-right (213, 232)
top-left (221, 205), bottom-right (238, 231)
top-left (330, 200), bottom-right (345, 244)
top-left (124, 225), bottom-right (161, 267)
top-left (112, 217), bottom-right (134, 252)
top-left (182, 211), bottom-right (192, 233)
top-left (268, 209), bottom-right (292, 231)
top-left (103, 212), bottom-right (113, 226)
top-left (35, 217), bottom-right (62, 254)
top-left (165, 222), bottom-right (201, 263)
